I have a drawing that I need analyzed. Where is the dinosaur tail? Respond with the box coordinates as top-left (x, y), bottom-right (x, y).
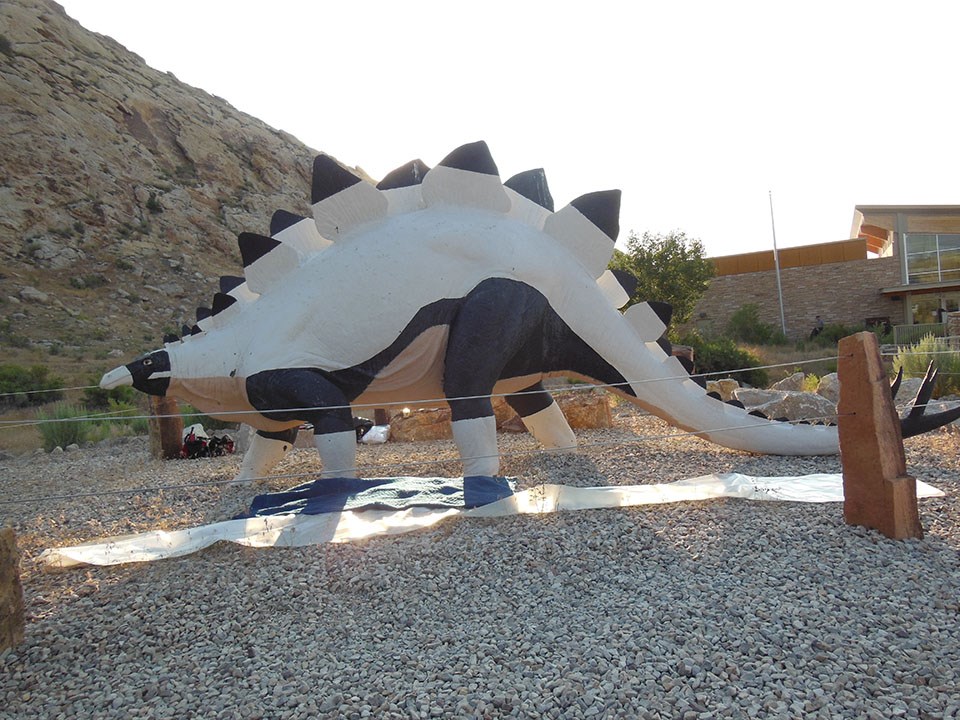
top-left (555, 300), bottom-right (841, 456)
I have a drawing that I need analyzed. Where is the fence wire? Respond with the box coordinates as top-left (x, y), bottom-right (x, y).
top-left (0, 413), bottom-right (850, 508)
top-left (0, 355), bottom-right (843, 428)
top-left (1, 348), bottom-right (956, 510)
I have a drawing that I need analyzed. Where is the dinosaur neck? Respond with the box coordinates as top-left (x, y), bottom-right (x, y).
top-left (167, 332), bottom-right (242, 381)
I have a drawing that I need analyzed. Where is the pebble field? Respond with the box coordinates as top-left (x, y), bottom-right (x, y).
top-left (1, 407), bottom-right (959, 719)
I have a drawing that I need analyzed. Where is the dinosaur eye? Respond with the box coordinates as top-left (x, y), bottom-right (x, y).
top-left (143, 358), bottom-right (153, 367)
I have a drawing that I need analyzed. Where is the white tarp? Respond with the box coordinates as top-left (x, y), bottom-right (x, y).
top-left (40, 473), bottom-right (944, 569)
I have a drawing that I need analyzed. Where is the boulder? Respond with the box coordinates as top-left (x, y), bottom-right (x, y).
top-left (389, 408), bottom-right (453, 442)
top-left (492, 397), bottom-right (520, 428)
top-left (19, 286), bottom-right (49, 304)
top-left (706, 378), bottom-right (739, 402)
top-left (25, 237), bottom-right (85, 269)
top-left (735, 388), bottom-right (837, 424)
top-left (772, 372), bottom-right (806, 392)
top-left (893, 377), bottom-right (924, 410)
top-left (556, 392), bottom-right (613, 429)
top-left (389, 391), bottom-right (613, 442)
top-left (734, 388), bottom-right (785, 408)
top-left (816, 373), bottom-right (840, 404)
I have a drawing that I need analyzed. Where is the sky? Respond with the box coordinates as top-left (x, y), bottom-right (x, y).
top-left (58, 0), bottom-right (960, 258)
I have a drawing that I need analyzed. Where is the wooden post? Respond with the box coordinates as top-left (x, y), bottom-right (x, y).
top-left (837, 332), bottom-right (923, 539)
top-left (148, 395), bottom-right (184, 460)
top-left (1, 527), bottom-right (25, 651)
top-left (374, 408), bottom-right (389, 426)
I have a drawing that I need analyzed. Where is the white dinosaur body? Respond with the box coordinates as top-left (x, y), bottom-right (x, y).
top-left (103, 141), bottom-right (851, 483)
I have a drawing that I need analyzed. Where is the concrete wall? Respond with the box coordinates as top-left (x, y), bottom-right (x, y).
top-left (691, 256), bottom-right (903, 340)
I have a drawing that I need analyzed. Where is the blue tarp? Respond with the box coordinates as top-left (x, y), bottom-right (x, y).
top-left (246, 476), bottom-right (516, 516)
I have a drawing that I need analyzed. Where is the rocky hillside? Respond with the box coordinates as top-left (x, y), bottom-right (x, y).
top-left (0, 0), bottom-right (360, 385)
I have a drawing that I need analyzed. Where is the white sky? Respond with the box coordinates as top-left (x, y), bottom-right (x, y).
top-left (59, 0), bottom-right (959, 258)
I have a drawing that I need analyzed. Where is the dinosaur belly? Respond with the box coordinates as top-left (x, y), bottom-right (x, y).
top-left (354, 325), bottom-right (449, 408)
top-left (168, 377), bottom-right (300, 432)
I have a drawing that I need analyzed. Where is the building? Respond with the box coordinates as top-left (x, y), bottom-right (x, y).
top-left (692, 205), bottom-right (960, 342)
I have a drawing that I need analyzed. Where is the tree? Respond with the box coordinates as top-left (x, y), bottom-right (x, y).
top-left (608, 230), bottom-right (714, 327)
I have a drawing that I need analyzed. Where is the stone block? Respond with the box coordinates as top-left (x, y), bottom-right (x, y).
top-left (838, 332), bottom-right (922, 539)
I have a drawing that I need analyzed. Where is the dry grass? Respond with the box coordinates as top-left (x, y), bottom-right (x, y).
top-left (745, 343), bottom-right (844, 384)
top-left (0, 407), bottom-right (43, 454)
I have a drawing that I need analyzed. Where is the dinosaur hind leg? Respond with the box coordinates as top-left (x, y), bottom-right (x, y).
top-left (506, 382), bottom-right (577, 452)
top-left (444, 279), bottom-right (550, 477)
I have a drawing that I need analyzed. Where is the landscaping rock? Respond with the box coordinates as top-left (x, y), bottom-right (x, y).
top-left (756, 392), bottom-right (838, 424)
top-left (706, 378), bottom-right (739, 402)
top-left (555, 392), bottom-right (613, 429)
top-left (894, 377), bottom-right (924, 409)
top-left (734, 388), bottom-right (785, 408)
top-left (389, 408), bottom-right (453, 442)
top-left (816, 373), bottom-right (840, 404)
top-left (772, 372), bottom-right (806, 392)
top-left (735, 387), bottom-right (838, 423)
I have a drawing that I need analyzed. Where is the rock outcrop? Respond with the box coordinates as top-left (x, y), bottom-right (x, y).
top-left (0, 1), bottom-right (360, 378)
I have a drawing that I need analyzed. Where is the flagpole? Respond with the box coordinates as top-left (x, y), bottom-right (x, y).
top-left (769, 190), bottom-right (787, 335)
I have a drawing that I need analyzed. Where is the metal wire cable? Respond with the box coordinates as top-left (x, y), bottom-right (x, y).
top-left (0, 383), bottom-right (100, 398)
top-left (0, 355), bottom-right (845, 429)
top-left (0, 413), bottom-right (850, 508)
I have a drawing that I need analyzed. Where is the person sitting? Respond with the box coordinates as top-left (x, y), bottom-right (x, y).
top-left (810, 315), bottom-right (824, 339)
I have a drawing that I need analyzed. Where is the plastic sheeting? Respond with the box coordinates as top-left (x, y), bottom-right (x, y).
top-left (40, 473), bottom-right (945, 568)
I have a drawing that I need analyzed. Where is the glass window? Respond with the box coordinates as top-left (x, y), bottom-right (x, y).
top-left (939, 234), bottom-right (960, 251)
top-left (904, 233), bottom-right (960, 284)
top-left (906, 233), bottom-right (937, 254)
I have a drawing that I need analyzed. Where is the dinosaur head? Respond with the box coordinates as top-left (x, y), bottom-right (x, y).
top-left (100, 349), bottom-right (172, 396)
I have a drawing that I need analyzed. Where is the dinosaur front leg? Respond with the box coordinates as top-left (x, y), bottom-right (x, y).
top-left (506, 382), bottom-right (577, 452)
top-left (246, 369), bottom-right (358, 479)
top-left (233, 428), bottom-right (298, 483)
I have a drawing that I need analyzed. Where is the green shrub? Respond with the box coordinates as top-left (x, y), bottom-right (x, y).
top-left (678, 332), bottom-right (769, 387)
top-left (69, 273), bottom-right (108, 290)
top-left (0, 320), bottom-right (32, 350)
top-left (0, 364), bottom-right (64, 407)
top-left (798, 322), bottom-right (872, 349)
top-left (894, 335), bottom-right (960, 398)
top-left (107, 398), bottom-right (149, 436)
top-left (726, 304), bottom-right (787, 345)
top-left (146, 192), bottom-right (163, 214)
top-left (36, 403), bottom-right (92, 451)
top-left (0, 35), bottom-right (14, 57)
top-left (82, 379), bottom-right (135, 409)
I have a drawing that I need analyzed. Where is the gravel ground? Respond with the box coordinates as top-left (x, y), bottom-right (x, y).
top-left (1, 407), bottom-right (959, 719)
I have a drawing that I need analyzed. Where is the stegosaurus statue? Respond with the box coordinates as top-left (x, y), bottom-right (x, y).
top-left (101, 141), bottom-right (960, 481)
